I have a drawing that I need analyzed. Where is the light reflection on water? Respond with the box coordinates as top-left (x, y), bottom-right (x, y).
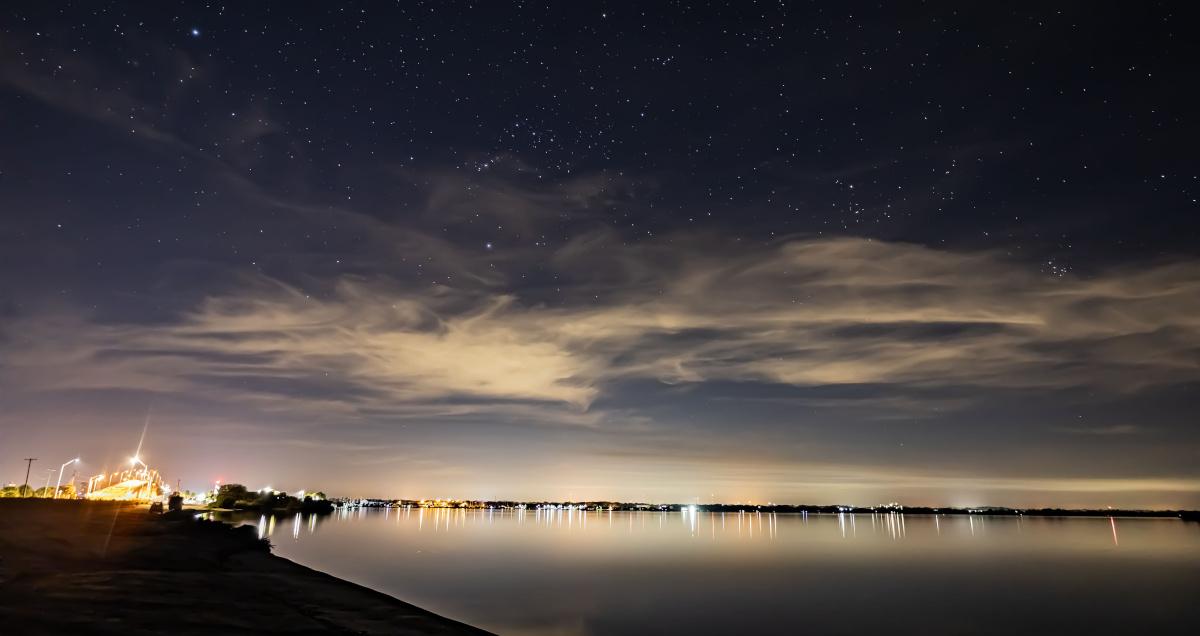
top-left (242, 509), bottom-right (1200, 635)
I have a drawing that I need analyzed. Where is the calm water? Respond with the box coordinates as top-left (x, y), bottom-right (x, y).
top-left (248, 508), bottom-right (1199, 635)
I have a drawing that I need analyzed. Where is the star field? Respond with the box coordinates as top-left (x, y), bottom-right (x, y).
top-left (1, 1), bottom-right (1198, 506)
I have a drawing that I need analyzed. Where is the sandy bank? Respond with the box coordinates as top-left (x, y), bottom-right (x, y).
top-left (0, 499), bottom-right (490, 635)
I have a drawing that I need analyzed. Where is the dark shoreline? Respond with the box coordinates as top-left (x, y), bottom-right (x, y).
top-left (0, 499), bottom-right (490, 635)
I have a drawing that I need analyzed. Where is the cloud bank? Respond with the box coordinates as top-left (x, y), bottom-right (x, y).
top-left (4, 235), bottom-right (1198, 424)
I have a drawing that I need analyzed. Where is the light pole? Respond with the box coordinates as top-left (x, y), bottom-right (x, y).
top-left (42, 468), bottom-right (56, 498)
top-left (130, 456), bottom-right (150, 500)
top-left (54, 458), bottom-right (80, 499)
top-left (22, 458), bottom-right (37, 497)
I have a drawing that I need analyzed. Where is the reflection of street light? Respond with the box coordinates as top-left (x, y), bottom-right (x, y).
top-left (53, 457), bottom-right (80, 499)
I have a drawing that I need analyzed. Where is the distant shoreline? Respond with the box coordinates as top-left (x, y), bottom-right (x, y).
top-left (0, 499), bottom-right (490, 635)
top-left (326, 499), bottom-right (1200, 520)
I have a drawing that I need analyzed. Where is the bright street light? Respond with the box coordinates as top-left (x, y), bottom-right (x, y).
top-left (53, 457), bottom-right (80, 499)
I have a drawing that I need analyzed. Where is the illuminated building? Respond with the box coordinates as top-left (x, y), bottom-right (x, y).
top-left (85, 463), bottom-right (165, 501)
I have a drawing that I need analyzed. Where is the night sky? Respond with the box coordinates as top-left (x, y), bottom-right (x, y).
top-left (2, 2), bottom-right (1198, 507)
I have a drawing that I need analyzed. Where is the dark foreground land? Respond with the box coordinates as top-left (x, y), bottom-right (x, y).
top-left (0, 499), bottom-right (489, 635)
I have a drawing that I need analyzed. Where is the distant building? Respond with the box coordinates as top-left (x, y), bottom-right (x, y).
top-left (85, 465), bottom-right (164, 501)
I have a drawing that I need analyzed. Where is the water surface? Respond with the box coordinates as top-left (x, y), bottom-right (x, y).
top-left (250, 508), bottom-right (1200, 635)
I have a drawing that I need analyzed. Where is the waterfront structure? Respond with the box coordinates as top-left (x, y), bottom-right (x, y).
top-left (85, 461), bottom-right (164, 501)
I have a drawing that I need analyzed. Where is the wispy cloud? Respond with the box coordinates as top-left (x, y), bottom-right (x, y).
top-left (3, 235), bottom-right (1198, 426)
top-left (412, 157), bottom-right (640, 232)
top-left (1052, 424), bottom-right (1142, 436)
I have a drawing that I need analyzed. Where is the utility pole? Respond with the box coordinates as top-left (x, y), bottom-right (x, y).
top-left (22, 458), bottom-right (37, 497)
top-left (43, 469), bottom-right (56, 498)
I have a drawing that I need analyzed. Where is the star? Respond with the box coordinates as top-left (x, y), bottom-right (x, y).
top-left (190, 28), bottom-right (201, 37)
